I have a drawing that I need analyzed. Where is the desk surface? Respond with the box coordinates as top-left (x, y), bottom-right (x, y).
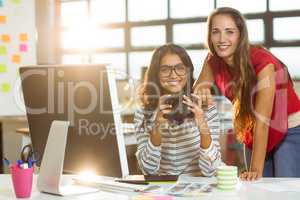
top-left (0, 175), bottom-right (300, 200)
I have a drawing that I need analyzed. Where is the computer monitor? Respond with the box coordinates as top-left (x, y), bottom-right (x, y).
top-left (20, 64), bottom-right (129, 178)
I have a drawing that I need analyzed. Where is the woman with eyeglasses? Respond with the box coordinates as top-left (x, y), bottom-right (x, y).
top-left (194, 7), bottom-right (300, 180)
top-left (134, 43), bottom-right (223, 176)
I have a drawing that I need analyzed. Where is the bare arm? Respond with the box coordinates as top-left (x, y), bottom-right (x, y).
top-left (240, 63), bottom-right (276, 181)
top-left (193, 59), bottom-right (214, 92)
top-left (183, 94), bottom-right (223, 176)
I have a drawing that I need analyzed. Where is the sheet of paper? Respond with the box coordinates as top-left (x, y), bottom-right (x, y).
top-left (252, 180), bottom-right (300, 192)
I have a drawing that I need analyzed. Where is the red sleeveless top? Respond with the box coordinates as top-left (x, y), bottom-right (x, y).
top-left (207, 46), bottom-right (300, 152)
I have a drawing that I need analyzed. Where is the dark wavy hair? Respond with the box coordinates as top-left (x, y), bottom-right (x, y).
top-left (139, 43), bottom-right (195, 111)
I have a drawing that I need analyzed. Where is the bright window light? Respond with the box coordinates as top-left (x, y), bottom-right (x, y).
top-left (131, 26), bottom-right (166, 47)
top-left (170, 0), bottom-right (214, 18)
top-left (274, 17), bottom-right (300, 41)
top-left (92, 53), bottom-right (127, 79)
top-left (129, 51), bottom-right (153, 79)
top-left (269, 0), bottom-right (300, 11)
top-left (62, 24), bottom-right (124, 49)
top-left (128, 0), bottom-right (167, 21)
top-left (61, 1), bottom-right (88, 27)
top-left (270, 47), bottom-right (300, 78)
top-left (246, 19), bottom-right (264, 43)
top-left (173, 23), bottom-right (207, 45)
top-left (62, 54), bottom-right (89, 64)
top-left (187, 50), bottom-right (209, 78)
top-left (93, 29), bottom-right (124, 48)
top-left (90, 0), bottom-right (125, 23)
top-left (217, 0), bottom-right (266, 13)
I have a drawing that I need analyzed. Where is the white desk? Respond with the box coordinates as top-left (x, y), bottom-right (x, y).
top-left (0, 175), bottom-right (300, 200)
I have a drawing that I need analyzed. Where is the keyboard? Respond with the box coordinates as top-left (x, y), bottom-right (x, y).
top-left (72, 176), bottom-right (149, 192)
top-left (58, 184), bottom-right (99, 196)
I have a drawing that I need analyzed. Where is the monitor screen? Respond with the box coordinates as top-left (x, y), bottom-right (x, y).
top-left (20, 65), bottom-right (128, 177)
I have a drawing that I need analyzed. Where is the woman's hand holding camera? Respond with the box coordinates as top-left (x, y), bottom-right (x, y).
top-left (156, 94), bottom-right (173, 123)
top-left (150, 95), bottom-right (173, 146)
top-left (183, 90), bottom-right (213, 149)
top-left (183, 94), bottom-right (204, 120)
top-left (182, 89), bottom-right (213, 128)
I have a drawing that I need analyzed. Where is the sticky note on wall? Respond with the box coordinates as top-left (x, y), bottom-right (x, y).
top-left (0, 64), bottom-right (7, 73)
top-left (19, 33), bottom-right (28, 42)
top-left (0, 46), bottom-right (7, 55)
top-left (12, 54), bottom-right (21, 64)
top-left (0, 83), bottom-right (11, 93)
top-left (1, 34), bottom-right (11, 43)
top-left (19, 44), bottom-right (28, 52)
top-left (0, 15), bottom-right (6, 24)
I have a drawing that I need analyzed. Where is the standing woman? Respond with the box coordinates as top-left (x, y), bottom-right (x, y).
top-left (194, 7), bottom-right (300, 180)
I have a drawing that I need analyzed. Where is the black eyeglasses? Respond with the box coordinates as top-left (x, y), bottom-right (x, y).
top-left (159, 63), bottom-right (187, 78)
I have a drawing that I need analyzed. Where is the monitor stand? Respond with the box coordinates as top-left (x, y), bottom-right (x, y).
top-left (37, 120), bottom-right (99, 196)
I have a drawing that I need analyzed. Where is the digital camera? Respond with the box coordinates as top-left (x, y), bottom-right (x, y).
top-left (162, 91), bottom-right (194, 122)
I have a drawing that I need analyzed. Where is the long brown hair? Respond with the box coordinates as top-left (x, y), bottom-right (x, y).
top-left (140, 43), bottom-right (195, 112)
top-left (206, 7), bottom-right (257, 142)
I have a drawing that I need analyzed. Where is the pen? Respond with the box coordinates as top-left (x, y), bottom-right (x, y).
top-left (28, 158), bottom-right (32, 168)
top-left (2, 158), bottom-right (11, 167)
top-left (28, 158), bottom-right (37, 168)
top-left (115, 179), bottom-right (149, 185)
